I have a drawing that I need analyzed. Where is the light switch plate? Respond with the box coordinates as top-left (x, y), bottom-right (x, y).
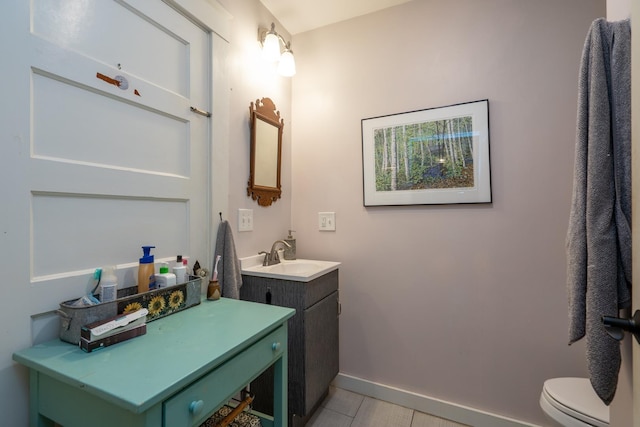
top-left (238, 209), bottom-right (253, 232)
top-left (318, 212), bottom-right (336, 231)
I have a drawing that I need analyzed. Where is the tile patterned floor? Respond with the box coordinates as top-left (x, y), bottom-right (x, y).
top-left (307, 387), bottom-right (469, 427)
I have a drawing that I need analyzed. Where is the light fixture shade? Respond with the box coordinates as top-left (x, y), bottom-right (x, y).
top-left (278, 50), bottom-right (296, 76)
top-left (262, 32), bottom-right (281, 62)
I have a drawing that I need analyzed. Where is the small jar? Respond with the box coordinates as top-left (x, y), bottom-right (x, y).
top-left (207, 280), bottom-right (221, 300)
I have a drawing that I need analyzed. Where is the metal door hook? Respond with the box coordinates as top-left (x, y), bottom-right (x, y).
top-left (602, 310), bottom-right (640, 344)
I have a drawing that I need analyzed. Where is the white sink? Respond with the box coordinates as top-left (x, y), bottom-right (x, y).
top-left (240, 255), bottom-right (340, 282)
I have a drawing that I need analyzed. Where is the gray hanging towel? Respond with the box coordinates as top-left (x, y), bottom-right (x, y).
top-left (214, 220), bottom-right (243, 299)
top-left (567, 18), bottom-right (631, 405)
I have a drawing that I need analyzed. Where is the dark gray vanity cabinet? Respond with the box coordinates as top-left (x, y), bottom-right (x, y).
top-left (240, 269), bottom-right (339, 424)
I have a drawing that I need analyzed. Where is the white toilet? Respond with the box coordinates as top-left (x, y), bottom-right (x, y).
top-left (539, 378), bottom-right (609, 427)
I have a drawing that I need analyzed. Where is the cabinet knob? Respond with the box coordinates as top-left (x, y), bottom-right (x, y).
top-left (272, 342), bottom-right (281, 352)
top-left (189, 399), bottom-right (204, 414)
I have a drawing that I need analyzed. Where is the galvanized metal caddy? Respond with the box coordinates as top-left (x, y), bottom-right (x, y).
top-left (58, 276), bottom-right (202, 344)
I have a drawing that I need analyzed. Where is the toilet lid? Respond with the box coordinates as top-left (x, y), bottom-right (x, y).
top-left (543, 378), bottom-right (609, 426)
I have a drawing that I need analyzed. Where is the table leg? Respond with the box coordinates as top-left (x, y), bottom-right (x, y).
top-left (272, 334), bottom-right (288, 427)
top-left (30, 370), bottom-right (54, 427)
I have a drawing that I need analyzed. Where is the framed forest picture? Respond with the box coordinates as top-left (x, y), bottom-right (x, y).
top-left (361, 99), bottom-right (491, 206)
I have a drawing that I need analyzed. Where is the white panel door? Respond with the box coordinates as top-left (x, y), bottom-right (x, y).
top-left (0, 2), bottom-right (230, 425)
top-left (26, 0), bottom-right (211, 284)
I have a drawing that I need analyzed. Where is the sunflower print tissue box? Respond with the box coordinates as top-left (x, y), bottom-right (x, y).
top-left (116, 277), bottom-right (202, 322)
top-left (120, 284), bottom-right (191, 320)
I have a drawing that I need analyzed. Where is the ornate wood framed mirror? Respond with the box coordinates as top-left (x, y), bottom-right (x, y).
top-left (248, 97), bottom-right (283, 206)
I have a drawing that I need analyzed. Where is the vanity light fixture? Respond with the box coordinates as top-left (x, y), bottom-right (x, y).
top-left (259, 22), bottom-right (296, 77)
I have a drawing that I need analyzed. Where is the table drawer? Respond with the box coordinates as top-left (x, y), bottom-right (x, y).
top-left (164, 325), bottom-right (286, 426)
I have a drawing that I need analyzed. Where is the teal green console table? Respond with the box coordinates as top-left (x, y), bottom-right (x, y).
top-left (13, 298), bottom-right (295, 427)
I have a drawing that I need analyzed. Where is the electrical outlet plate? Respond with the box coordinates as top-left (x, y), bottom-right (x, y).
top-left (318, 212), bottom-right (336, 231)
top-left (238, 209), bottom-right (253, 232)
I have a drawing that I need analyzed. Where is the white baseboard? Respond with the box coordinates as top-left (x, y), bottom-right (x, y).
top-left (332, 373), bottom-right (539, 427)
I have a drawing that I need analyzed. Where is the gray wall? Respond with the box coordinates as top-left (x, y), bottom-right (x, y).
top-left (289, 1), bottom-right (604, 424)
top-left (217, 0), bottom-right (293, 253)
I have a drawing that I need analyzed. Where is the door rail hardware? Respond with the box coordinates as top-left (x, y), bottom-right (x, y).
top-left (190, 106), bottom-right (211, 117)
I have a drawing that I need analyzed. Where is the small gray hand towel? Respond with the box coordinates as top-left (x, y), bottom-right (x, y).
top-left (566, 18), bottom-right (631, 405)
top-left (214, 220), bottom-right (243, 299)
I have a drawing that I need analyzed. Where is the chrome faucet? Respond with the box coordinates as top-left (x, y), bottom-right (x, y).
top-left (261, 240), bottom-right (292, 266)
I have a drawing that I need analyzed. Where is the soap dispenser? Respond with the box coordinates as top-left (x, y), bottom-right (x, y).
top-left (137, 246), bottom-right (156, 293)
top-left (284, 230), bottom-right (296, 260)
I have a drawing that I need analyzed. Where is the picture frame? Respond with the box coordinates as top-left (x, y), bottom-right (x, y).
top-left (361, 99), bottom-right (491, 206)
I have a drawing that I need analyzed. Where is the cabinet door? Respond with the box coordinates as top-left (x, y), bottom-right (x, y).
top-left (304, 291), bottom-right (339, 413)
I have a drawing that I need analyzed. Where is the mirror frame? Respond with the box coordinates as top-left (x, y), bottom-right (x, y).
top-left (248, 97), bottom-right (283, 207)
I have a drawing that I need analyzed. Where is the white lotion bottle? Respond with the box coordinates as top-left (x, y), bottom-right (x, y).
top-left (173, 255), bottom-right (187, 284)
top-left (99, 266), bottom-right (118, 302)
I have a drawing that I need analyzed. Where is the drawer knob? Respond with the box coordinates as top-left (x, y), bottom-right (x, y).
top-left (189, 399), bottom-right (204, 414)
top-left (272, 342), bottom-right (281, 352)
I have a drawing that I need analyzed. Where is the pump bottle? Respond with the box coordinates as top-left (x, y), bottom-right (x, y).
top-left (137, 246), bottom-right (156, 293)
top-left (284, 230), bottom-right (296, 260)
